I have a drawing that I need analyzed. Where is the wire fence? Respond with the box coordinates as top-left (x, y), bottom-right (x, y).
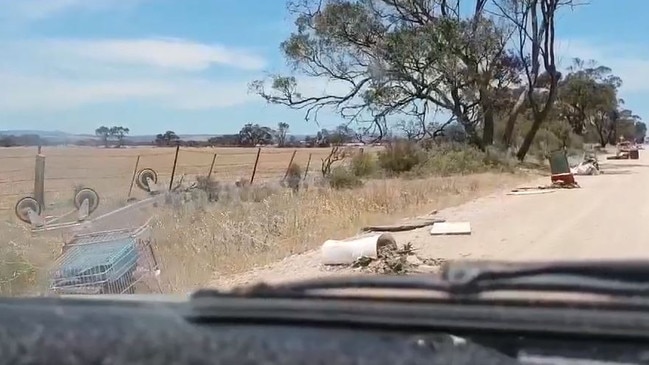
top-left (0, 146), bottom-right (339, 211)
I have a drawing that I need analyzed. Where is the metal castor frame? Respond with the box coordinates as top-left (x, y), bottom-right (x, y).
top-left (14, 196), bottom-right (42, 224)
top-left (74, 187), bottom-right (100, 214)
top-left (135, 168), bottom-right (158, 192)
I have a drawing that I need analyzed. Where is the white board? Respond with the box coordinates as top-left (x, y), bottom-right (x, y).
top-left (507, 190), bottom-right (555, 196)
top-left (430, 222), bottom-right (471, 235)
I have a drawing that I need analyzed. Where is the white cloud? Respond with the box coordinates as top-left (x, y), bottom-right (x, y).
top-left (0, 73), bottom-right (255, 111)
top-left (556, 38), bottom-right (649, 94)
top-left (0, 37), bottom-right (267, 112)
top-left (44, 38), bottom-right (266, 71)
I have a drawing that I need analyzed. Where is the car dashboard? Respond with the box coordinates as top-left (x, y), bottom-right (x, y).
top-left (0, 296), bottom-right (648, 365)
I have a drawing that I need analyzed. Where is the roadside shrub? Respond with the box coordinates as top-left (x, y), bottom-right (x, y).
top-left (350, 151), bottom-right (377, 177)
top-left (327, 166), bottom-right (363, 189)
top-left (377, 141), bottom-right (424, 174)
top-left (285, 162), bottom-right (303, 192)
top-left (239, 183), bottom-right (280, 202)
top-left (483, 146), bottom-right (517, 172)
top-left (408, 143), bottom-right (515, 177)
top-left (195, 176), bottom-right (221, 202)
top-left (415, 144), bottom-right (485, 176)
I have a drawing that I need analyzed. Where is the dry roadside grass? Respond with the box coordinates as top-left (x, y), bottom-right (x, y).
top-left (153, 171), bottom-right (533, 293)
top-left (0, 146), bottom-right (344, 295)
top-left (0, 144), bottom-right (540, 296)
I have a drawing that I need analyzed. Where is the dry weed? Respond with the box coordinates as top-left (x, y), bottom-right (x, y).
top-left (153, 172), bottom-right (531, 293)
top-left (352, 242), bottom-right (447, 274)
top-left (0, 145), bottom-right (537, 296)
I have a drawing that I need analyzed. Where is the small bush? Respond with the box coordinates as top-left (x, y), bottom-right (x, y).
top-left (483, 147), bottom-right (517, 171)
top-left (407, 143), bottom-right (515, 177)
top-left (195, 176), bottom-right (221, 202)
top-left (377, 141), bottom-right (424, 174)
top-left (239, 183), bottom-right (280, 202)
top-left (327, 166), bottom-right (364, 189)
top-left (350, 151), bottom-right (377, 177)
top-left (285, 163), bottom-right (303, 192)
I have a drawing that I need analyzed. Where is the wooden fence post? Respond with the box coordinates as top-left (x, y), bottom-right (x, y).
top-left (250, 147), bottom-right (261, 185)
top-left (34, 154), bottom-right (45, 209)
top-left (303, 153), bottom-right (312, 180)
top-left (207, 153), bottom-right (218, 179)
top-left (127, 155), bottom-right (141, 198)
top-left (282, 149), bottom-right (298, 181)
top-left (169, 143), bottom-right (180, 191)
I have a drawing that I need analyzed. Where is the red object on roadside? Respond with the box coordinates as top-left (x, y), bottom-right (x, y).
top-left (551, 173), bottom-right (575, 185)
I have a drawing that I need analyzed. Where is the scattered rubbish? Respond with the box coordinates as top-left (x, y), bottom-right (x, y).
top-left (321, 233), bottom-right (396, 265)
top-left (351, 242), bottom-right (446, 274)
top-left (571, 151), bottom-right (600, 176)
top-left (512, 186), bottom-right (557, 192)
top-left (549, 150), bottom-right (571, 174)
top-left (50, 223), bottom-right (161, 295)
top-left (430, 222), bottom-right (471, 235)
top-left (551, 173), bottom-right (577, 187)
top-left (14, 188), bottom-right (101, 232)
top-left (361, 217), bottom-right (446, 232)
top-left (609, 140), bottom-right (640, 160)
top-left (571, 162), bottom-right (599, 176)
top-left (551, 181), bottom-right (580, 189)
top-left (509, 177), bottom-right (581, 197)
top-left (549, 150), bottom-right (579, 187)
top-left (507, 190), bottom-right (556, 196)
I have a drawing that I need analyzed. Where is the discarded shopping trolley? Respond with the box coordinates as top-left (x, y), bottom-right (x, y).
top-left (14, 187), bottom-right (101, 232)
top-left (49, 222), bottom-right (162, 295)
top-left (14, 167), bottom-right (164, 233)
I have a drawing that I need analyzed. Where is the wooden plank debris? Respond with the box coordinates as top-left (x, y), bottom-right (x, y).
top-left (430, 222), bottom-right (471, 235)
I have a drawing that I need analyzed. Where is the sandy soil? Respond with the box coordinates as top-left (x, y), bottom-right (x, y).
top-left (210, 152), bottom-right (649, 289)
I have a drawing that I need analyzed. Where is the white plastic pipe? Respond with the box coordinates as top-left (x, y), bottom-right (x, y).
top-left (321, 233), bottom-right (396, 265)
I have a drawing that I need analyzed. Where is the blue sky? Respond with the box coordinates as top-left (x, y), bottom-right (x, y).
top-left (0, 0), bottom-right (646, 136)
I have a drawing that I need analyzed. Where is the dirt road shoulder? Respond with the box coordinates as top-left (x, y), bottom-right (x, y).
top-left (208, 171), bottom-right (544, 289)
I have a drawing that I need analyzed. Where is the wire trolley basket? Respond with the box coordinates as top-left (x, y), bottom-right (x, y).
top-left (49, 223), bottom-right (161, 295)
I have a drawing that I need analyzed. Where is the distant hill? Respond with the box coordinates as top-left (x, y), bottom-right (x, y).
top-left (0, 130), bottom-right (313, 145)
top-left (128, 134), bottom-right (222, 142)
top-left (0, 130), bottom-right (220, 143)
top-left (0, 130), bottom-right (70, 138)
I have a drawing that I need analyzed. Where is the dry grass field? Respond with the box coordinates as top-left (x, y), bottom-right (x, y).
top-left (0, 145), bottom-right (534, 295)
top-left (0, 146), bottom-right (336, 209)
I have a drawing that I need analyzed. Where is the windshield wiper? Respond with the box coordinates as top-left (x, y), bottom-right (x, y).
top-left (441, 259), bottom-right (649, 296)
top-left (192, 260), bottom-right (649, 299)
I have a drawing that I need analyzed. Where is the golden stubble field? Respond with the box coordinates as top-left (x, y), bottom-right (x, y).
top-left (0, 145), bottom-right (533, 295)
top-left (0, 145), bottom-right (338, 211)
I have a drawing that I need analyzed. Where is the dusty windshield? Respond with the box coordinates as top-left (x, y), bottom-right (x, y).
top-left (0, 0), bottom-right (643, 298)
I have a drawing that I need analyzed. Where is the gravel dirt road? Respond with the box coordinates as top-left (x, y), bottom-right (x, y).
top-left (211, 153), bottom-right (648, 289)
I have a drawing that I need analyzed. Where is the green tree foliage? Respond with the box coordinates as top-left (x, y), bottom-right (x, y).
top-left (110, 126), bottom-right (130, 147)
top-left (238, 123), bottom-right (275, 146)
top-left (251, 0), bottom-right (569, 160)
top-left (276, 122), bottom-right (290, 147)
top-left (96, 125), bottom-right (130, 147)
top-left (155, 130), bottom-right (180, 146)
top-left (557, 58), bottom-right (645, 147)
top-left (95, 126), bottom-right (111, 147)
